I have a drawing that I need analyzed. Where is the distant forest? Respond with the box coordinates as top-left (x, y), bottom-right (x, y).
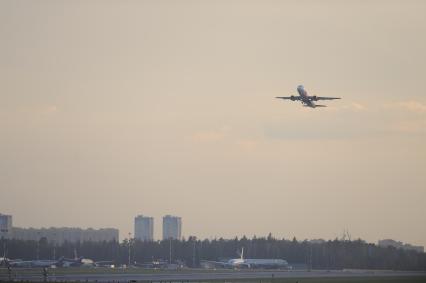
top-left (2, 235), bottom-right (425, 270)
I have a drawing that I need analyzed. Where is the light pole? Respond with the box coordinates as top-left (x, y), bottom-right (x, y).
top-left (2, 239), bottom-right (6, 258)
top-left (308, 243), bottom-right (313, 271)
top-left (36, 232), bottom-right (40, 260)
top-left (192, 237), bottom-right (196, 268)
top-left (52, 233), bottom-right (57, 260)
top-left (128, 232), bottom-right (132, 267)
top-left (169, 238), bottom-right (172, 264)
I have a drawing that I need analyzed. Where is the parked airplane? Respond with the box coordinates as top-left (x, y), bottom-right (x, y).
top-left (60, 257), bottom-right (114, 268)
top-left (57, 249), bottom-right (113, 268)
top-left (59, 257), bottom-right (94, 267)
top-left (1, 256), bottom-right (112, 268)
top-left (276, 85), bottom-right (340, 108)
top-left (202, 248), bottom-right (289, 269)
top-left (1, 257), bottom-right (65, 268)
top-left (0, 257), bottom-right (9, 266)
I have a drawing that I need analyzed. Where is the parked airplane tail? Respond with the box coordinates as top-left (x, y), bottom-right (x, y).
top-left (57, 256), bottom-right (65, 265)
top-left (238, 247), bottom-right (244, 260)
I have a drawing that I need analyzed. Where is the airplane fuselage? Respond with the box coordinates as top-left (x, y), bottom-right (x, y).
top-left (225, 248), bottom-right (288, 269)
top-left (201, 247), bottom-right (289, 270)
top-left (297, 85), bottom-right (316, 108)
top-left (227, 258), bottom-right (288, 269)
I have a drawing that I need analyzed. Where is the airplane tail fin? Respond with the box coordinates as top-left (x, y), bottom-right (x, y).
top-left (237, 247), bottom-right (244, 260)
top-left (57, 256), bottom-right (65, 265)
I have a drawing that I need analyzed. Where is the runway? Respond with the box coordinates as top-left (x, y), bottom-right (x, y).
top-left (6, 269), bottom-right (426, 282)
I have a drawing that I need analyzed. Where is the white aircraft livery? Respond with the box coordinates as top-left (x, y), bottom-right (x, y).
top-left (202, 248), bottom-right (289, 269)
top-left (276, 85), bottom-right (341, 108)
top-left (1, 257), bottom-right (65, 268)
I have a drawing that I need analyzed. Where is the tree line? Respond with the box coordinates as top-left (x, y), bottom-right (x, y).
top-left (1, 235), bottom-right (425, 270)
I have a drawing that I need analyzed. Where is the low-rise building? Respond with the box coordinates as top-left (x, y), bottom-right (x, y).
top-left (12, 227), bottom-right (119, 244)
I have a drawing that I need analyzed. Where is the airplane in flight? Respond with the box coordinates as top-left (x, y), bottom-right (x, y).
top-left (201, 248), bottom-right (289, 269)
top-left (276, 85), bottom-right (341, 108)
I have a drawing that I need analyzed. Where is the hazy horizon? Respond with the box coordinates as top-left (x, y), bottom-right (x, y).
top-left (1, 0), bottom-right (425, 247)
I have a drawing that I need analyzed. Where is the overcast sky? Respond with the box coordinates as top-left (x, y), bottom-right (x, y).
top-left (1, 0), bottom-right (425, 247)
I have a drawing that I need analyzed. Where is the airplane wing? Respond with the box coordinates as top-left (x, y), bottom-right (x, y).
top-left (200, 260), bottom-right (231, 268)
top-left (95, 261), bottom-right (114, 267)
top-left (314, 96), bottom-right (341, 100)
top-left (275, 96), bottom-right (301, 100)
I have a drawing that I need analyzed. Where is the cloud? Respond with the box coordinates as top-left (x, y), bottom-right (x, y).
top-left (235, 139), bottom-right (258, 151)
top-left (44, 105), bottom-right (59, 114)
top-left (17, 104), bottom-right (59, 116)
top-left (388, 120), bottom-right (426, 134)
top-left (385, 100), bottom-right (426, 114)
top-left (326, 101), bottom-right (368, 112)
top-left (190, 126), bottom-right (231, 143)
top-left (398, 101), bottom-right (426, 113)
top-left (191, 131), bottom-right (225, 142)
top-left (264, 105), bottom-right (378, 141)
top-left (351, 102), bottom-right (368, 111)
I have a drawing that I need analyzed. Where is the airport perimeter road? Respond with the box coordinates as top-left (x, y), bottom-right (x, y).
top-left (8, 269), bottom-right (426, 282)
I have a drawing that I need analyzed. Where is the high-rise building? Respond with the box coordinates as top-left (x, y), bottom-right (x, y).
top-left (0, 213), bottom-right (12, 239)
top-left (134, 215), bottom-right (154, 241)
top-left (162, 215), bottom-right (182, 240)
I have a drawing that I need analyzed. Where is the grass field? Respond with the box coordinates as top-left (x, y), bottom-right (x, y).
top-left (0, 267), bottom-right (240, 275)
top-left (1, 268), bottom-right (426, 283)
top-left (1, 277), bottom-right (426, 283)
top-left (217, 277), bottom-right (426, 283)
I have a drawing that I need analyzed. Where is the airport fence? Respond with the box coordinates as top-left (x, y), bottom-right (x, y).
top-left (0, 267), bottom-right (50, 282)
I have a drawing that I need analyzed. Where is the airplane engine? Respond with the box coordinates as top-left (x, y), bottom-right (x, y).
top-left (290, 96), bottom-right (296, 101)
top-left (311, 96), bottom-right (318, 101)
